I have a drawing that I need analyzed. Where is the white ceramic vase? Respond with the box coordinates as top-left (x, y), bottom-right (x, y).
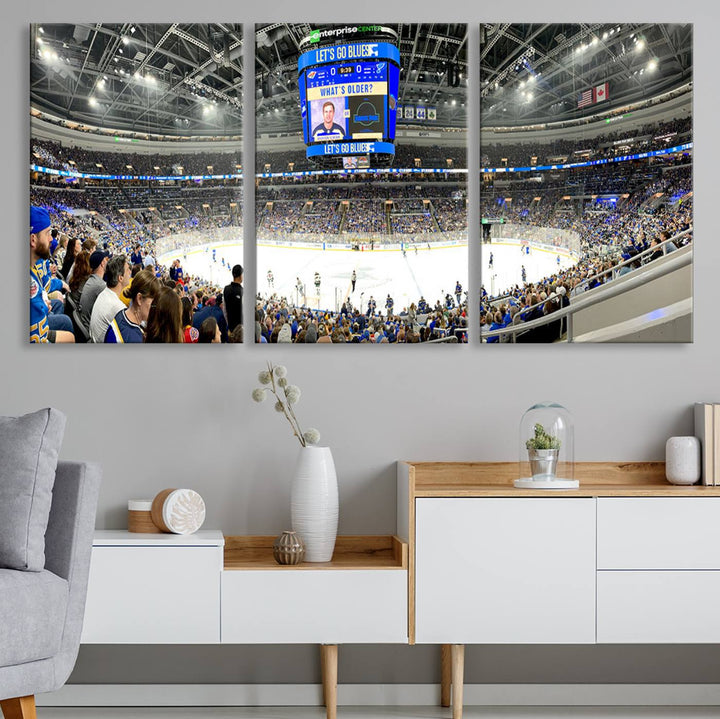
top-left (291, 446), bottom-right (338, 562)
top-left (665, 436), bottom-right (701, 485)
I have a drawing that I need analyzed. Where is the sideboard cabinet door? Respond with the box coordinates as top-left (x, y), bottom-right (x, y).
top-left (415, 498), bottom-right (596, 644)
top-left (82, 545), bottom-right (222, 643)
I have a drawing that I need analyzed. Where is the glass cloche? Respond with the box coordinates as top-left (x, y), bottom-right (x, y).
top-left (515, 402), bottom-right (577, 489)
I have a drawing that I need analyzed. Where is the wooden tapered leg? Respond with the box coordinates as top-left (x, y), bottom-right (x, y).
top-left (320, 644), bottom-right (327, 707)
top-left (1, 696), bottom-right (37, 719)
top-left (320, 644), bottom-right (338, 719)
top-left (451, 644), bottom-right (464, 719)
top-left (440, 644), bottom-right (452, 707)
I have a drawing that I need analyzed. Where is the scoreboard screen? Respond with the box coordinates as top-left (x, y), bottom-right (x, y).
top-left (298, 41), bottom-right (400, 160)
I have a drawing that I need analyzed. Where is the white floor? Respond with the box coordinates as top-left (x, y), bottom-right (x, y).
top-left (35, 708), bottom-right (720, 719)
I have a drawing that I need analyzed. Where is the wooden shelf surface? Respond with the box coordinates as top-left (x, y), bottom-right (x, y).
top-left (401, 461), bottom-right (720, 497)
top-left (224, 535), bottom-right (408, 571)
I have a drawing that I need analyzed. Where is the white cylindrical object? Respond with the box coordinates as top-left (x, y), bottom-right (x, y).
top-left (291, 446), bottom-right (338, 562)
top-left (665, 436), bottom-right (701, 485)
top-left (127, 499), bottom-right (153, 512)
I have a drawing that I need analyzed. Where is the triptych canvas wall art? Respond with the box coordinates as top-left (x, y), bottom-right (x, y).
top-left (29, 23), bottom-right (692, 345)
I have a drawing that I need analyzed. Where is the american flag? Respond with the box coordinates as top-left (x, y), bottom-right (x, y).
top-left (577, 89), bottom-right (593, 108)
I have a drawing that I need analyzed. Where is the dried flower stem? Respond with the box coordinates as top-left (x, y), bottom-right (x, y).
top-left (268, 362), bottom-right (306, 446)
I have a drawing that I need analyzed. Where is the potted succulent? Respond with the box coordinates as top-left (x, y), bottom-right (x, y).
top-left (525, 423), bottom-right (561, 480)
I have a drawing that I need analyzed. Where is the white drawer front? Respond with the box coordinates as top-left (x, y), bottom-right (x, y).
top-left (597, 571), bottom-right (720, 643)
top-left (221, 570), bottom-right (407, 644)
top-left (81, 546), bottom-right (221, 643)
top-left (598, 498), bottom-right (720, 569)
top-left (415, 498), bottom-right (596, 644)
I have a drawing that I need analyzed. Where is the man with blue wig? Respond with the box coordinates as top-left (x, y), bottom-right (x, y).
top-left (30, 206), bottom-right (74, 343)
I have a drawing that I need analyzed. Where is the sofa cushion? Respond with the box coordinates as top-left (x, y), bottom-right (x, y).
top-left (0, 568), bottom-right (69, 667)
top-left (0, 408), bottom-right (66, 571)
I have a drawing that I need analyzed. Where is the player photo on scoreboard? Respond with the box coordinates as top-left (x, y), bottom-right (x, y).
top-left (480, 23), bottom-right (693, 344)
top-left (310, 98), bottom-right (348, 141)
top-left (255, 23), bottom-right (468, 344)
top-left (29, 23), bottom-right (244, 345)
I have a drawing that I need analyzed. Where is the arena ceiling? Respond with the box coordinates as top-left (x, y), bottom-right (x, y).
top-left (481, 23), bottom-right (692, 125)
top-left (30, 23), bottom-right (244, 137)
top-left (30, 23), bottom-right (692, 138)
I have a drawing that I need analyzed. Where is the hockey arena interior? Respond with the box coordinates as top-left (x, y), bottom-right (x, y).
top-left (254, 23), bottom-right (469, 344)
top-left (30, 23), bottom-right (245, 344)
top-left (479, 23), bottom-right (692, 343)
top-left (29, 23), bottom-right (692, 345)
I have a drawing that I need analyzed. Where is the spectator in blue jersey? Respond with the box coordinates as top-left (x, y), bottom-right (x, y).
top-left (30, 206), bottom-right (74, 343)
top-left (192, 293), bottom-right (228, 343)
top-left (105, 269), bottom-right (160, 343)
top-left (312, 101), bottom-right (346, 141)
top-left (130, 244), bottom-right (143, 267)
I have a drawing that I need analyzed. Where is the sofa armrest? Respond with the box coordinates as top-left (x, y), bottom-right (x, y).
top-left (44, 461), bottom-right (101, 687)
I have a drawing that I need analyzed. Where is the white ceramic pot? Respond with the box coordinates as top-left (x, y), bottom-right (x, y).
top-left (665, 436), bottom-right (701, 485)
top-left (291, 446), bottom-right (338, 562)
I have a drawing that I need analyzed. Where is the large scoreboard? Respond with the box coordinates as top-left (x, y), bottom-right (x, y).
top-left (298, 39), bottom-right (400, 163)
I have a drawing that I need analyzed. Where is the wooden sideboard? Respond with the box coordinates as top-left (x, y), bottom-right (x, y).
top-left (397, 461), bottom-right (720, 719)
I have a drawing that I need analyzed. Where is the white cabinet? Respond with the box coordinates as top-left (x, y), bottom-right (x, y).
top-left (222, 569), bottom-right (407, 644)
top-left (597, 497), bottom-right (720, 643)
top-left (81, 531), bottom-right (224, 644)
top-left (415, 498), bottom-right (596, 644)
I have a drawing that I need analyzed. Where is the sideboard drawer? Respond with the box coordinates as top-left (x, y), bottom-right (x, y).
top-left (597, 498), bottom-right (720, 569)
top-left (82, 545), bottom-right (222, 643)
top-left (597, 570), bottom-right (720, 643)
top-left (221, 569), bottom-right (407, 644)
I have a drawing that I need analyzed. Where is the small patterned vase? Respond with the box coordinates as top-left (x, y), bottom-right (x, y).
top-left (273, 530), bottom-right (305, 565)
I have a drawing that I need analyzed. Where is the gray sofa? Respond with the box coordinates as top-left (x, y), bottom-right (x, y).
top-left (0, 461), bottom-right (101, 718)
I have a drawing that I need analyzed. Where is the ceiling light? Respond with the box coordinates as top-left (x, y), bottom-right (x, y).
top-left (38, 26), bottom-right (44, 33)
top-left (122, 36), bottom-right (130, 45)
top-left (636, 39), bottom-right (645, 50)
top-left (648, 59), bottom-right (658, 71)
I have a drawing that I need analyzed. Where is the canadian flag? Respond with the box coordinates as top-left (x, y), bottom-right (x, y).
top-left (595, 82), bottom-right (609, 103)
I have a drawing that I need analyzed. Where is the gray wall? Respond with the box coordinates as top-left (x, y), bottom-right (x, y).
top-left (16, 0), bottom-right (720, 686)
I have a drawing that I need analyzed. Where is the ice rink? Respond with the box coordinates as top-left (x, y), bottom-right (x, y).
top-left (160, 236), bottom-right (469, 313)
top-left (158, 233), bottom-right (577, 311)
top-left (481, 241), bottom-right (578, 296)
